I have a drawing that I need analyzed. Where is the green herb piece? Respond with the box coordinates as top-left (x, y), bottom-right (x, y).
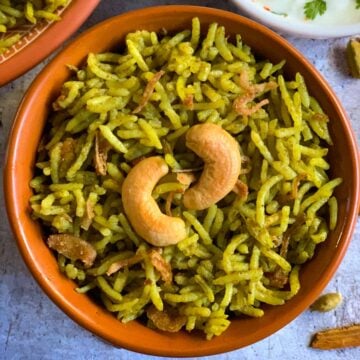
top-left (270, 10), bottom-right (288, 17)
top-left (304, 0), bottom-right (327, 20)
top-left (356, 0), bottom-right (360, 10)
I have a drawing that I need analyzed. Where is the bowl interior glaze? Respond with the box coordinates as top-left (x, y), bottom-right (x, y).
top-left (4, 5), bottom-right (360, 357)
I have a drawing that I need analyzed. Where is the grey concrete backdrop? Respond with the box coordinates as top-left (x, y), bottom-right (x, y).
top-left (1, 1), bottom-right (359, 359)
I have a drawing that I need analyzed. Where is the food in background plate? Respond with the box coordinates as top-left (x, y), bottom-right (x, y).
top-left (253, 0), bottom-right (360, 24)
top-left (29, 18), bottom-right (341, 339)
top-left (0, 0), bottom-right (69, 54)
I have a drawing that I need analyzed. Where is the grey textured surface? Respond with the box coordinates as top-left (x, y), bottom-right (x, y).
top-left (0, 1), bottom-right (359, 359)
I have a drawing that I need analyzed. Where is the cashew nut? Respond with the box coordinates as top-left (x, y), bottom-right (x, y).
top-left (183, 123), bottom-right (241, 210)
top-left (121, 156), bottom-right (187, 246)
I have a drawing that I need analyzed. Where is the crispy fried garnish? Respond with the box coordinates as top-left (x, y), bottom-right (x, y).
top-left (58, 138), bottom-right (77, 178)
top-left (61, 213), bottom-right (73, 224)
top-left (232, 179), bottom-right (249, 200)
top-left (53, 94), bottom-right (66, 111)
top-left (252, 80), bottom-right (278, 94)
top-left (287, 214), bottom-right (306, 237)
top-left (268, 215), bottom-right (305, 288)
top-left (183, 94), bottom-right (194, 110)
top-left (106, 253), bottom-right (144, 276)
top-left (144, 278), bottom-right (152, 285)
top-left (149, 249), bottom-right (173, 284)
top-left (176, 172), bottom-right (196, 188)
top-left (239, 155), bottom-right (251, 174)
top-left (291, 173), bottom-right (307, 200)
top-left (94, 131), bottom-right (110, 176)
top-left (241, 155), bottom-right (251, 164)
top-left (268, 230), bottom-right (291, 288)
top-left (147, 304), bottom-right (186, 333)
top-left (278, 235), bottom-right (289, 258)
top-left (61, 138), bottom-right (77, 159)
top-left (133, 70), bottom-right (165, 114)
top-left (81, 198), bottom-right (95, 231)
top-left (158, 172), bottom-right (196, 192)
top-left (161, 139), bottom-right (173, 155)
top-left (172, 167), bottom-right (203, 173)
top-left (312, 112), bottom-right (329, 122)
top-left (233, 70), bottom-right (277, 116)
top-left (165, 192), bottom-right (174, 217)
top-left (237, 69), bottom-right (251, 89)
top-left (233, 96), bottom-right (269, 116)
top-left (237, 70), bottom-right (277, 94)
top-left (107, 248), bottom-right (173, 281)
top-left (267, 268), bottom-right (288, 289)
top-left (277, 193), bottom-right (293, 206)
top-left (47, 234), bottom-right (96, 268)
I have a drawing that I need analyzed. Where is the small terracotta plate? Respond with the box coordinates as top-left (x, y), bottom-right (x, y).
top-left (0, 0), bottom-right (100, 86)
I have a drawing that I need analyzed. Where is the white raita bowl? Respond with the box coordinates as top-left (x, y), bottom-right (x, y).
top-left (232, 0), bottom-right (360, 38)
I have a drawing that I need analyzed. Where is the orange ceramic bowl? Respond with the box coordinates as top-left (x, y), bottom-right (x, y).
top-left (4, 5), bottom-right (360, 357)
top-left (0, 0), bottom-right (100, 86)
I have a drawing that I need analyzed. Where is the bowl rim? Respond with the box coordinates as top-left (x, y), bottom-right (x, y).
top-left (4, 5), bottom-right (360, 357)
top-left (0, 0), bottom-right (100, 87)
top-left (231, 0), bottom-right (360, 38)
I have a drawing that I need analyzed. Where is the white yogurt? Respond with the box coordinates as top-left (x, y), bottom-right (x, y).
top-left (253, 0), bottom-right (360, 25)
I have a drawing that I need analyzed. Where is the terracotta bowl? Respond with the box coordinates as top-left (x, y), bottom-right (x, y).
top-left (0, 0), bottom-right (100, 86)
top-left (4, 5), bottom-right (360, 357)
